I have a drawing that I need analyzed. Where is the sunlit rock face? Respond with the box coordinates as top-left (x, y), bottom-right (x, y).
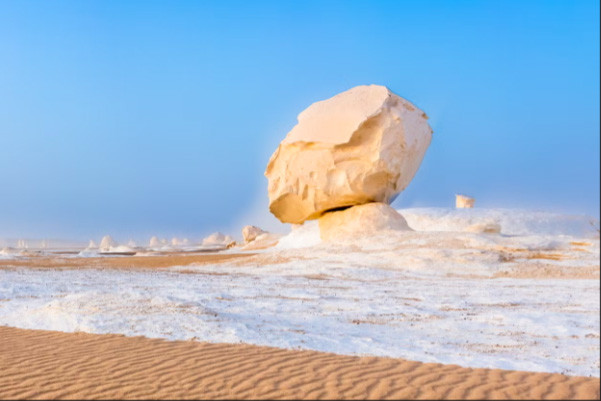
top-left (265, 85), bottom-right (433, 224)
top-left (318, 202), bottom-right (412, 241)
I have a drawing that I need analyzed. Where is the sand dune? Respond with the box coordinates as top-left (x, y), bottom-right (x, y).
top-left (0, 326), bottom-right (598, 400)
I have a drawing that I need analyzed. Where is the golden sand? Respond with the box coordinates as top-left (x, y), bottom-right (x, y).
top-left (0, 326), bottom-right (598, 400)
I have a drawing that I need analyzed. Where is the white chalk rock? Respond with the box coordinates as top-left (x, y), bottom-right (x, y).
top-left (202, 232), bottom-right (236, 248)
top-left (456, 194), bottom-right (475, 208)
top-left (318, 202), bottom-right (412, 241)
top-left (242, 232), bottom-right (282, 250)
top-left (149, 236), bottom-right (161, 248)
top-left (265, 84), bottom-right (432, 224)
top-left (242, 225), bottom-right (267, 244)
top-left (99, 235), bottom-right (117, 251)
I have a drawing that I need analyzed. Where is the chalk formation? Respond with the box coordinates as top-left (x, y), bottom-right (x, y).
top-left (266, 84), bottom-right (433, 239)
top-left (456, 194), bottom-right (475, 209)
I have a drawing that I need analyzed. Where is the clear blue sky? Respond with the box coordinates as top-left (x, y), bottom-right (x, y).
top-left (0, 0), bottom-right (599, 241)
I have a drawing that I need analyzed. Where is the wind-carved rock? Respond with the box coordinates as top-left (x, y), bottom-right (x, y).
top-left (265, 85), bottom-right (432, 224)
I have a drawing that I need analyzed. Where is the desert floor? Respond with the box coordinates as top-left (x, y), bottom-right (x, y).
top-left (1, 211), bottom-right (599, 400)
top-left (1, 325), bottom-right (599, 400)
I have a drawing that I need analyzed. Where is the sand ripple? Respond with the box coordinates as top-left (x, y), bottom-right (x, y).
top-left (0, 326), bottom-right (598, 400)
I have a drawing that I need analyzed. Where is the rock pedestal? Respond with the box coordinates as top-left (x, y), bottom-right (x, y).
top-left (318, 202), bottom-right (412, 241)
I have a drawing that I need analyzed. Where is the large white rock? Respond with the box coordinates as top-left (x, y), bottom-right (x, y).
top-left (318, 202), bottom-right (412, 241)
top-left (265, 84), bottom-right (432, 224)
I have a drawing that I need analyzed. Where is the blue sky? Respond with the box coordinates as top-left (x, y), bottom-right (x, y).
top-left (0, 0), bottom-right (599, 241)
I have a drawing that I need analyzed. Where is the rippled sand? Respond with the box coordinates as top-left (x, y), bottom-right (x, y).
top-left (1, 326), bottom-right (598, 400)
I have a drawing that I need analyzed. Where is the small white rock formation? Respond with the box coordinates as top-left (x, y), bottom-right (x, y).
top-left (242, 232), bottom-right (283, 250)
top-left (318, 202), bottom-right (412, 241)
top-left (241, 225), bottom-right (267, 244)
top-left (104, 245), bottom-right (135, 254)
top-left (265, 84), bottom-right (433, 224)
top-left (0, 247), bottom-right (17, 256)
top-left (149, 236), bottom-right (161, 248)
top-left (99, 235), bottom-right (116, 251)
top-left (456, 194), bottom-right (475, 209)
top-left (202, 232), bottom-right (236, 248)
top-left (87, 240), bottom-right (98, 249)
top-left (127, 239), bottom-right (137, 248)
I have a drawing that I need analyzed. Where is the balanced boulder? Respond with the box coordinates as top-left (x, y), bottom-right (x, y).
top-left (265, 84), bottom-right (432, 224)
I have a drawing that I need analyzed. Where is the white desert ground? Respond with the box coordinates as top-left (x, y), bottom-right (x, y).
top-left (0, 207), bottom-right (599, 399)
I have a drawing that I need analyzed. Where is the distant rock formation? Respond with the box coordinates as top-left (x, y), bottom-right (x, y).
top-left (99, 235), bottom-right (116, 251)
top-left (265, 85), bottom-right (432, 224)
top-left (202, 232), bottom-right (236, 248)
top-left (149, 236), bottom-right (161, 248)
top-left (319, 203), bottom-right (412, 241)
top-left (242, 232), bottom-right (282, 250)
top-left (456, 194), bottom-right (475, 209)
top-left (242, 225), bottom-right (267, 244)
